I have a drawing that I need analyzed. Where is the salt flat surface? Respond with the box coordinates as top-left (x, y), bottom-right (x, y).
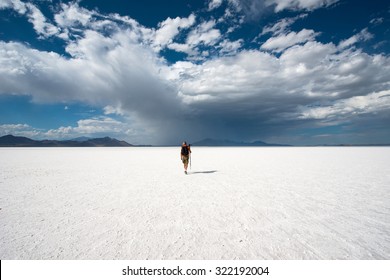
top-left (0, 147), bottom-right (389, 260)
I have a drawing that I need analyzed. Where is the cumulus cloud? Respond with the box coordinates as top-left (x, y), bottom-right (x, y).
top-left (54, 2), bottom-right (93, 28)
top-left (186, 20), bottom-right (221, 46)
top-left (103, 105), bottom-right (124, 116)
top-left (0, 123), bottom-right (40, 138)
top-left (167, 19), bottom-right (222, 59)
top-left (165, 41), bottom-right (390, 141)
top-left (218, 39), bottom-right (243, 54)
top-left (153, 14), bottom-right (196, 49)
top-left (0, 0), bottom-right (27, 14)
top-left (44, 117), bottom-right (131, 139)
top-left (0, 30), bottom-right (182, 133)
top-left (0, 117), bottom-right (144, 142)
top-left (167, 42), bottom-right (194, 55)
top-left (0, 19), bottom-right (184, 144)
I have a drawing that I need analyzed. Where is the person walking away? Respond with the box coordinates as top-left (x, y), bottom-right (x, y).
top-left (180, 141), bottom-right (191, 174)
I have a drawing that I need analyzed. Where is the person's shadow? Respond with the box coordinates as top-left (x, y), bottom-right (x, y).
top-left (189, 170), bottom-right (218, 174)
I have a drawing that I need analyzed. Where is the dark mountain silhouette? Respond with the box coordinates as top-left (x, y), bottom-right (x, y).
top-left (0, 135), bottom-right (37, 146)
top-left (190, 138), bottom-right (390, 147)
top-left (70, 136), bottom-right (91, 142)
top-left (191, 138), bottom-right (289, 146)
top-left (84, 137), bottom-right (132, 147)
top-left (0, 135), bottom-right (133, 147)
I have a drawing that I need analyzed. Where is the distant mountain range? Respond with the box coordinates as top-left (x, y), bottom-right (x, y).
top-left (2, 135), bottom-right (387, 147)
top-left (190, 139), bottom-right (390, 146)
top-left (191, 138), bottom-right (290, 146)
top-left (0, 135), bottom-right (134, 147)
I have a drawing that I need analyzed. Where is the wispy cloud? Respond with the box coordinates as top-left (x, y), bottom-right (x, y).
top-left (208, 0), bottom-right (223, 11)
top-left (261, 29), bottom-right (319, 52)
top-left (338, 28), bottom-right (374, 49)
top-left (260, 14), bottom-right (308, 36)
top-left (270, 0), bottom-right (339, 12)
top-left (225, 0), bottom-right (339, 21)
top-left (297, 90), bottom-right (390, 121)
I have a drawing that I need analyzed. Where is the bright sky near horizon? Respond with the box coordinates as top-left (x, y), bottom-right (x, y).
top-left (0, 0), bottom-right (389, 145)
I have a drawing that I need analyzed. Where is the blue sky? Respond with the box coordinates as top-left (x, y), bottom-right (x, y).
top-left (0, 0), bottom-right (389, 145)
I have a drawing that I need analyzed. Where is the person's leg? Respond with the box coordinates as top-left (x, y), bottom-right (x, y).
top-left (183, 156), bottom-right (188, 173)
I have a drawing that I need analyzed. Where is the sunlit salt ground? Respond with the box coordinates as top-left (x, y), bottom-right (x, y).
top-left (0, 147), bottom-right (389, 259)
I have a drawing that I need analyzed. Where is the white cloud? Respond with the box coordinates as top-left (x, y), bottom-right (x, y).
top-left (370, 17), bottom-right (384, 26)
top-left (226, 0), bottom-right (338, 21)
top-left (25, 3), bottom-right (59, 38)
top-left (0, 32), bottom-right (176, 110)
top-left (0, 117), bottom-right (144, 142)
top-left (208, 0), bottom-right (223, 11)
top-left (167, 42), bottom-right (195, 55)
top-left (0, 25), bottom-right (181, 143)
top-left (338, 28), bottom-right (374, 49)
top-left (0, 1), bottom-right (59, 38)
top-left (0, 0), bottom-right (27, 14)
top-left (0, 124), bottom-right (40, 138)
top-left (153, 14), bottom-right (196, 48)
top-left (45, 117), bottom-right (127, 138)
top-left (54, 2), bottom-right (93, 28)
top-left (103, 105), bottom-right (124, 116)
top-left (167, 20), bottom-right (222, 58)
top-left (218, 39), bottom-right (243, 54)
top-left (186, 20), bottom-right (221, 46)
top-left (278, 41), bottom-right (337, 79)
top-left (170, 50), bottom-right (282, 100)
top-left (169, 40), bottom-right (390, 107)
top-left (297, 90), bottom-right (390, 120)
top-left (270, 0), bottom-right (339, 12)
top-left (260, 14), bottom-right (307, 36)
top-left (261, 29), bottom-right (319, 52)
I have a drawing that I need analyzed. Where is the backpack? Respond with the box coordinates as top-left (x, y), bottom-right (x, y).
top-left (181, 145), bottom-right (189, 156)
